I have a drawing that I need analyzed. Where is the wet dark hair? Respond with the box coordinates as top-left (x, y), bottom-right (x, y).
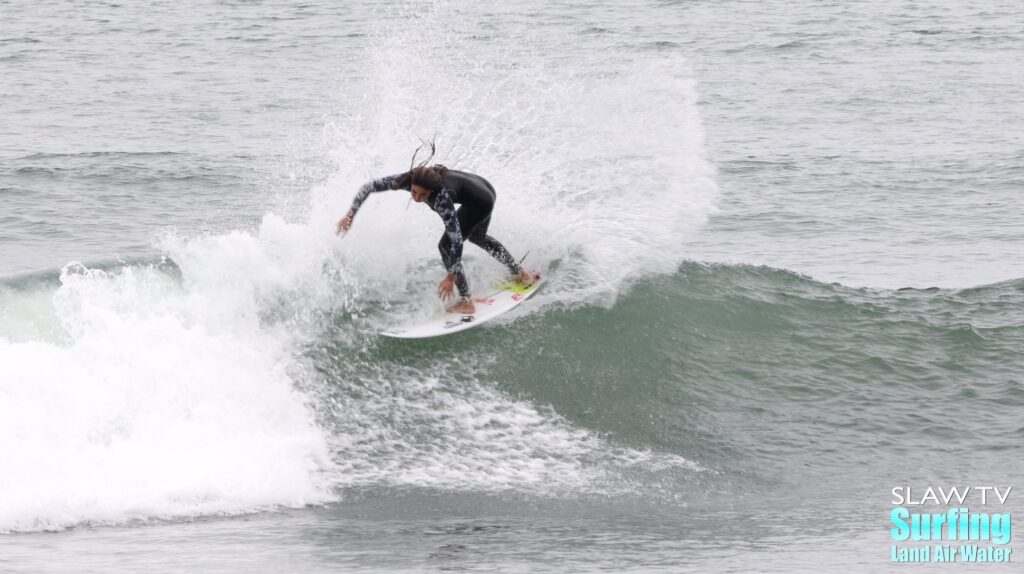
top-left (394, 165), bottom-right (448, 192)
top-left (393, 137), bottom-right (448, 192)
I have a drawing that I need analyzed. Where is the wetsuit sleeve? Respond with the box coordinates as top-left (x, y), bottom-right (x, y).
top-left (433, 190), bottom-right (470, 296)
top-left (349, 173), bottom-right (402, 214)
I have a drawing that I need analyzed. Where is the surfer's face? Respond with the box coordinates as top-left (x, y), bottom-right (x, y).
top-left (410, 184), bottom-right (431, 203)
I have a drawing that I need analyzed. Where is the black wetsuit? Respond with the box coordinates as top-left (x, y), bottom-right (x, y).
top-left (348, 169), bottom-right (522, 298)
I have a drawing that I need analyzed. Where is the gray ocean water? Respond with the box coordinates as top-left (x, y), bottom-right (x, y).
top-left (2, 0), bottom-right (1022, 572)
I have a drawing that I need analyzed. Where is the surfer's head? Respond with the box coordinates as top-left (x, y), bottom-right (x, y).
top-left (410, 183), bottom-right (431, 203)
top-left (395, 165), bottom-right (448, 202)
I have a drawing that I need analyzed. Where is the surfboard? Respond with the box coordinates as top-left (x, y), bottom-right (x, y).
top-left (381, 276), bottom-right (545, 339)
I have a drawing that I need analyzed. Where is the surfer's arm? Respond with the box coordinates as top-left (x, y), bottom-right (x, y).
top-left (338, 174), bottom-right (402, 234)
top-left (349, 173), bottom-right (403, 214)
top-left (433, 190), bottom-right (470, 297)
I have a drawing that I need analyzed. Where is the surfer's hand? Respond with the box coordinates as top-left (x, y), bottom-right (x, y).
top-left (438, 274), bottom-right (456, 301)
top-left (336, 212), bottom-right (354, 235)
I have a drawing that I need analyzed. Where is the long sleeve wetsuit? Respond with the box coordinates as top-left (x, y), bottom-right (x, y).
top-left (348, 170), bottom-right (522, 298)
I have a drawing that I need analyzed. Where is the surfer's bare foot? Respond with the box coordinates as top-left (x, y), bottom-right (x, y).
top-left (447, 297), bottom-right (476, 314)
top-left (514, 270), bottom-right (540, 285)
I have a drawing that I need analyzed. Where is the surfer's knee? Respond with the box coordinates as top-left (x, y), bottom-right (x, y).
top-left (466, 232), bottom-right (488, 247)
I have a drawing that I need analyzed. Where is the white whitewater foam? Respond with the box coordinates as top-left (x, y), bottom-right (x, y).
top-left (0, 225), bottom-right (336, 533)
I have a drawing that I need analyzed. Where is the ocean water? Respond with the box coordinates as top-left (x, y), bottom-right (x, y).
top-left (1, 0), bottom-right (1022, 572)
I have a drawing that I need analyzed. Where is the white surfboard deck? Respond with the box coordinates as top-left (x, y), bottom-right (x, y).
top-left (381, 277), bottom-right (546, 339)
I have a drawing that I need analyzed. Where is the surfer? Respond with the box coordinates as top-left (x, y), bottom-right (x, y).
top-left (337, 165), bottom-right (537, 314)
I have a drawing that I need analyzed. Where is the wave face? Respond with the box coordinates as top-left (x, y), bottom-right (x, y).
top-left (4, 252), bottom-right (1022, 532)
top-left (310, 261), bottom-right (1024, 503)
top-left (523, 263), bottom-right (1024, 476)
